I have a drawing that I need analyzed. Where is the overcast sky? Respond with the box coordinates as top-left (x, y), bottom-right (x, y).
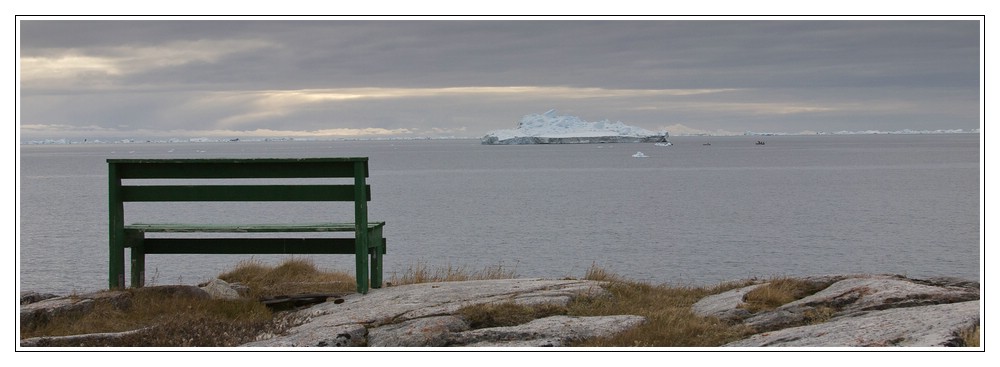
top-left (17, 17), bottom-right (983, 140)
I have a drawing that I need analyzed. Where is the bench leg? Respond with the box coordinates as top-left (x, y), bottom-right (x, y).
top-left (108, 165), bottom-right (125, 289)
top-left (128, 231), bottom-right (145, 288)
top-left (109, 218), bottom-right (126, 289)
top-left (109, 238), bottom-right (125, 289)
top-left (355, 235), bottom-right (370, 295)
top-left (370, 226), bottom-right (384, 289)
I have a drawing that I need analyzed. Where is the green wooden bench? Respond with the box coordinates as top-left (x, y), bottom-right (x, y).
top-left (107, 157), bottom-right (386, 294)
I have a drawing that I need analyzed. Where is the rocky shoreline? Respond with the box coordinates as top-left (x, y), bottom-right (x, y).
top-left (20, 274), bottom-right (980, 348)
top-left (691, 274), bottom-right (980, 347)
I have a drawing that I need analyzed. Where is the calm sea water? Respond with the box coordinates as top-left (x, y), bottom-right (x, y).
top-left (18, 134), bottom-right (982, 294)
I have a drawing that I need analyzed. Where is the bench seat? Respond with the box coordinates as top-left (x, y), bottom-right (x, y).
top-left (125, 222), bottom-right (386, 233)
top-left (124, 222), bottom-right (385, 278)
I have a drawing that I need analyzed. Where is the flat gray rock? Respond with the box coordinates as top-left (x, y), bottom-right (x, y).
top-left (455, 315), bottom-right (647, 347)
top-left (244, 323), bottom-right (367, 347)
top-left (368, 315), bottom-right (470, 347)
top-left (243, 278), bottom-right (644, 348)
top-left (691, 283), bottom-right (762, 321)
top-left (694, 274), bottom-right (981, 347)
top-left (294, 278), bottom-right (607, 323)
top-left (725, 301), bottom-right (980, 347)
top-left (744, 275), bottom-right (979, 332)
top-left (20, 297), bottom-right (95, 331)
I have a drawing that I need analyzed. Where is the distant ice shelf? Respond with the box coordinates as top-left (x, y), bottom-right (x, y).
top-left (481, 110), bottom-right (669, 145)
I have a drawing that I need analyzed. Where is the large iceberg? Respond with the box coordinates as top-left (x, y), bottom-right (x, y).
top-left (481, 110), bottom-right (669, 145)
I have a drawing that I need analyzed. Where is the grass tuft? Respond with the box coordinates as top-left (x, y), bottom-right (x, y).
top-left (957, 325), bottom-right (980, 347)
top-left (218, 258), bottom-right (356, 298)
top-left (457, 302), bottom-right (568, 329)
top-left (23, 258), bottom-right (357, 347)
top-left (739, 277), bottom-right (830, 313)
top-left (21, 287), bottom-right (276, 346)
top-left (387, 262), bottom-right (517, 286)
top-left (583, 262), bottom-right (623, 282)
top-left (566, 275), bottom-right (755, 347)
top-left (803, 306), bottom-right (837, 324)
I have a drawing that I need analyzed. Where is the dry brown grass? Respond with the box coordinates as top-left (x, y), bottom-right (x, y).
top-left (958, 325), bottom-right (980, 347)
top-left (449, 264), bottom-right (757, 347)
top-left (739, 277), bottom-right (830, 313)
top-left (20, 287), bottom-right (276, 347)
top-left (582, 262), bottom-right (624, 283)
top-left (218, 258), bottom-right (357, 298)
top-left (22, 258), bottom-right (356, 347)
top-left (802, 306), bottom-right (838, 324)
top-left (457, 302), bottom-right (569, 329)
top-left (22, 259), bottom-right (518, 347)
top-left (387, 262), bottom-right (517, 286)
top-left (566, 269), bottom-right (756, 347)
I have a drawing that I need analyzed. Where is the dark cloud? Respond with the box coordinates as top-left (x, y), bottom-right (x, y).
top-left (18, 17), bottom-right (982, 139)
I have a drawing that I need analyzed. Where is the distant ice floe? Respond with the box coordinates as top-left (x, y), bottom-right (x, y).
top-left (481, 109), bottom-right (670, 145)
top-left (632, 151), bottom-right (649, 158)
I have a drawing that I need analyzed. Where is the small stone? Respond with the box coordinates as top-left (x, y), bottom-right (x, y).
top-left (200, 279), bottom-right (241, 300)
top-left (20, 291), bottom-right (59, 305)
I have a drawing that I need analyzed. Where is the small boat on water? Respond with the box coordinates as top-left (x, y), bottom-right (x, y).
top-left (703, 142), bottom-right (711, 146)
top-left (632, 151), bottom-right (649, 158)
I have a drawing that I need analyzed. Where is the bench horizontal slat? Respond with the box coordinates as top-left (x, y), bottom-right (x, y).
top-left (126, 222), bottom-right (385, 233)
top-left (140, 238), bottom-right (387, 255)
top-left (120, 185), bottom-right (370, 202)
top-left (109, 158), bottom-right (368, 179)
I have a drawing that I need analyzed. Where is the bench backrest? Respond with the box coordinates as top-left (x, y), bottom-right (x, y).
top-left (108, 157), bottom-right (372, 237)
top-left (108, 157), bottom-right (371, 203)
top-left (108, 156), bottom-right (372, 234)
